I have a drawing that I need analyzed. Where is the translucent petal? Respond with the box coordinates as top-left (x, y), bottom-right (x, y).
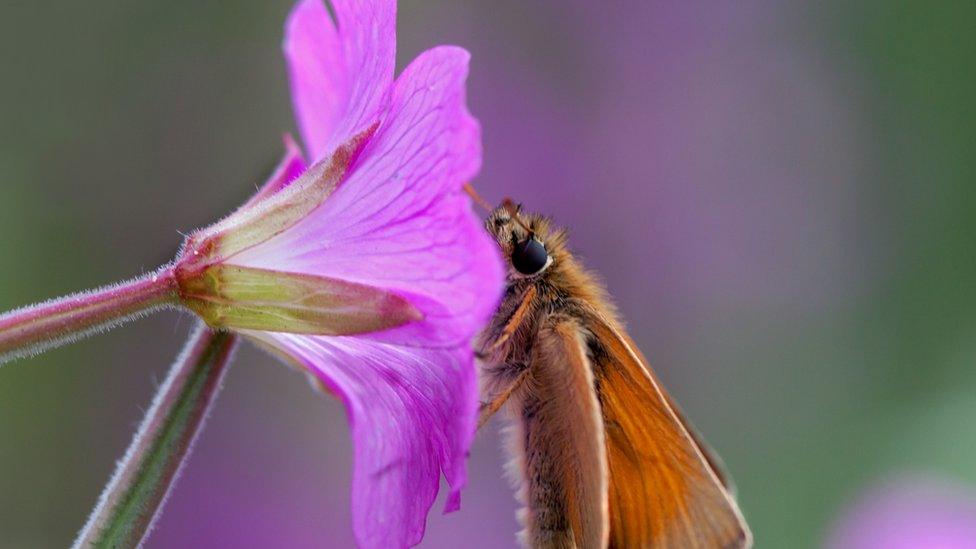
top-left (246, 331), bottom-right (477, 548)
top-left (284, 0), bottom-right (396, 160)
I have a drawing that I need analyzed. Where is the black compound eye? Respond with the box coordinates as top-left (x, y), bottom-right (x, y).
top-left (511, 238), bottom-right (549, 275)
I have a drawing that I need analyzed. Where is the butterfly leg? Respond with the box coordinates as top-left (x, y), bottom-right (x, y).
top-left (489, 285), bottom-right (537, 352)
top-left (478, 367), bottom-right (530, 428)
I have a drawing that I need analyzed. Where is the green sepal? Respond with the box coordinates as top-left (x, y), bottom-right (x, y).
top-left (178, 264), bottom-right (422, 335)
top-left (179, 123), bottom-right (377, 269)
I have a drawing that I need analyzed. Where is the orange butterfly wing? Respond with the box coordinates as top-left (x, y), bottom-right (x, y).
top-left (616, 329), bottom-right (738, 497)
top-left (588, 316), bottom-right (751, 548)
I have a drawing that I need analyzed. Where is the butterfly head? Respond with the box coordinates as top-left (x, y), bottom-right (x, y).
top-left (485, 200), bottom-right (559, 278)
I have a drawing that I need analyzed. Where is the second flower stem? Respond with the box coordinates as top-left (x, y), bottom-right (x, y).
top-left (0, 268), bottom-right (179, 365)
top-left (73, 324), bottom-right (239, 549)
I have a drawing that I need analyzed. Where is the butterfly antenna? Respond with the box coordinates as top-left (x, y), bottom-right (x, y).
top-left (463, 183), bottom-right (495, 214)
top-left (501, 198), bottom-right (535, 237)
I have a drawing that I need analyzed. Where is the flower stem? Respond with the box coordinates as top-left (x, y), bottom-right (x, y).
top-left (0, 268), bottom-right (178, 365)
top-left (73, 324), bottom-right (239, 549)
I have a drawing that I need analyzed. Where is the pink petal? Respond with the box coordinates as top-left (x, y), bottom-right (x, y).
top-left (284, 0), bottom-right (396, 160)
top-left (233, 46), bottom-right (504, 347)
top-left (246, 331), bottom-right (478, 548)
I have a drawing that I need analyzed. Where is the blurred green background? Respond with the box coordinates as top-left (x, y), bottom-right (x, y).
top-left (1, 1), bottom-right (974, 547)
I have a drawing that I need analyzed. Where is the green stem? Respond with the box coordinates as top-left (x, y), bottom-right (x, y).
top-left (0, 268), bottom-right (179, 365)
top-left (73, 324), bottom-right (239, 549)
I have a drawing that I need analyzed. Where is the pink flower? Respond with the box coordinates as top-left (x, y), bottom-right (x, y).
top-left (825, 475), bottom-right (976, 549)
top-left (173, 0), bottom-right (503, 546)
